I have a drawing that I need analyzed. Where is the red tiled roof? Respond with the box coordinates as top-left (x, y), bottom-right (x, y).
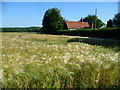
top-left (65, 21), bottom-right (90, 29)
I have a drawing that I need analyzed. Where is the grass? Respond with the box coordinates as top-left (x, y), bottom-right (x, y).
top-left (0, 32), bottom-right (120, 88)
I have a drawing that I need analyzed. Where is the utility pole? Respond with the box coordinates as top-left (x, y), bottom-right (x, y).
top-left (95, 8), bottom-right (97, 29)
top-left (118, 1), bottom-right (120, 13)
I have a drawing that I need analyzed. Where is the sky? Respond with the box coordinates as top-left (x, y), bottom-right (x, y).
top-left (1, 1), bottom-right (119, 27)
top-left (1, 0), bottom-right (120, 2)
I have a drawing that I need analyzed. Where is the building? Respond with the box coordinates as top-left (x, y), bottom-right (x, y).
top-left (64, 20), bottom-right (90, 30)
top-left (118, 1), bottom-right (120, 13)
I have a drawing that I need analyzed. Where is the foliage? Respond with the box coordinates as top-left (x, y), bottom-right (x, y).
top-left (79, 17), bottom-right (84, 22)
top-left (56, 28), bottom-right (120, 40)
top-left (106, 19), bottom-right (114, 27)
top-left (1, 33), bottom-right (119, 88)
top-left (42, 8), bottom-right (64, 33)
top-left (83, 15), bottom-right (105, 28)
top-left (113, 13), bottom-right (120, 27)
top-left (96, 19), bottom-right (105, 28)
top-left (1, 27), bottom-right (41, 32)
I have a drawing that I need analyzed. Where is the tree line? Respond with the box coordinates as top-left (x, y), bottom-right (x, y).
top-left (42, 8), bottom-right (120, 33)
top-left (1, 27), bottom-right (41, 32)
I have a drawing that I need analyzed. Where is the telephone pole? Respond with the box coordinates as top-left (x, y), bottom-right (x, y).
top-left (95, 8), bottom-right (97, 29)
top-left (118, 1), bottom-right (120, 13)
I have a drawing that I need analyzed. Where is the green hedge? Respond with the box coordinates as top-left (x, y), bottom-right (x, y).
top-left (1, 27), bottom-right (120, 40)
top-left (1, 27), bottom-right (41, 32)
top-left (55, 28), bottom-right (120, 40)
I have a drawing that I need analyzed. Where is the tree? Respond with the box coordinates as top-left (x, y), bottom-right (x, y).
top-left (83, 15), bottom-right (105, 28)
top-left (106, 19), bottom-right (113, 27)
top-left (113, 13), bottom-right (120, 27)
top-left (42, 8), bottom-right (64, 33)
top-left (96, 19), bottom-right (105, 28)
top-left (79, 17), bottom-right (84, 22)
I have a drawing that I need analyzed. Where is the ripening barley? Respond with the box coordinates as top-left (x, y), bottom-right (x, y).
top-left (1, 33), bottom-right (119, 88)
top-left (0, 69), bottom-right (3, 80)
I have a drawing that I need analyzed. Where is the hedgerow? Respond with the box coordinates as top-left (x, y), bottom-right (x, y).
top-left (1, 27), bottom-right (41, 32)
top-left (55, 28), bottom-right (120, 40)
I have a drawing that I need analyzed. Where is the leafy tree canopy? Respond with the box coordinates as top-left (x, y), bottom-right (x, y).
top-left (42, 8), bottom-right (64, 33)
top-left (113, 13), bottom-right (120, 27)
top-left (106, 19), bottom-right (114, 27)
top-left (82, 15), bottom-right (105, 28)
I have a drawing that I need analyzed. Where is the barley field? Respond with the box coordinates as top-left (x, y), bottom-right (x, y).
top-left (0, 32), bottom-right (119, 88)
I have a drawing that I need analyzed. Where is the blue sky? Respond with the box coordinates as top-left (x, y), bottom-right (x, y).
top-left (2, 0), bottom-right (119, 2)
top-left (2, 2), bottom-right (118, 27)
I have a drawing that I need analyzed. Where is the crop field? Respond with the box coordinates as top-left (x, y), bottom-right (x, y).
top-left (0, 32), bottom-right (119, 88)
